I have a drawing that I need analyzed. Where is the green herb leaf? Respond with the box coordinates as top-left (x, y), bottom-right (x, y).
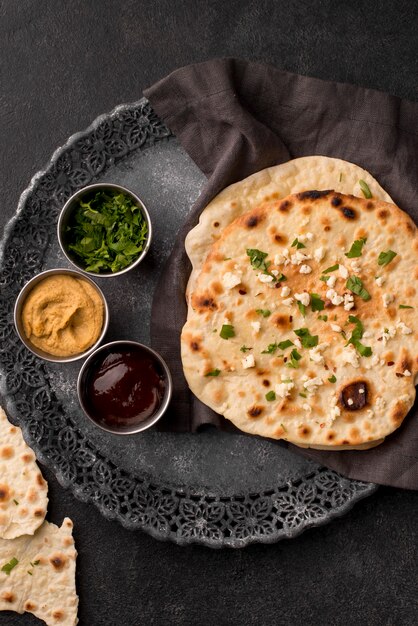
top-left (261, 339), bottom-right (293, 354)
top-left (280, 423), bottom-right (287, 432)
top-left (13, 499), bottom-right (19, 506)
top-left (2, 557), bottom-right (18, 575)
top-left (277, 339), bottom-right (294, 350)
top-left (66, 190), bottom-right (148, 273)
top-left (345, 315), bottom-right (372, 357)
top-left (294, 328), bottom-right (319, 348)
top-left (265, 391), bottom-right (276, 401)
top-left (28, 570), bottom-right (33, 575)
top-left (291, 237), bottom-right (306, 249)
top-left (328, 375), bottom-right (337, 383)
top-left (205, 369), bottom-right (220, 377)
top-left (323, 264), bottom-right (339, 274)
top-left (319, 275), bottom-right (330, 282)
top-left (318, 314), bottom-right (328, 321)
top-left (378, 250), bottom-right (397, 267)
top-left (359, 179), bottom-right (373, 199)
top-left (310, 293), bottom-right (325, 312)
top-left (339, 172), bottom-right (343, 182)
top-left (33, 560), bottom-right (40, 566)
top-left (399, 304), bottom-right (414, 309)
top-left (345, 237), bottom-right (367, 258)
top-left (286, 349), bottom-right (302, 369)
top-left (256, 309), bottom-right (271, 317)
top-left (220, 324), bottom-right (235, 340)
top-left (299, 392), bottom-right (307, 398)
top-left (281, 378), bottom-right (293, 383)
top-left (346, 276), bottom-right (371, 301)
top-left (297, 301), bottom-right (306, 316)
top-left (240, 345), bottom-right (251, 352)
top-left (246, 248), bottom-right (277, 281)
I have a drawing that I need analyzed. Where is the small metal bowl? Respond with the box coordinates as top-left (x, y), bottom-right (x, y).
top-left (14, 268), bottom-right (109, 363)
top-left (57, 182), bottom-right (152, 277)
top-left (77, 340), bottom-right (172, 435)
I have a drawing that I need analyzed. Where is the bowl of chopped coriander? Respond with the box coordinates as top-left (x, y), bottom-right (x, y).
top-left (57, 183), bottom-right (152, 277)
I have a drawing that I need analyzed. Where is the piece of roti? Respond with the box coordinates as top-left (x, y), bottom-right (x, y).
top-left (181, 189), bottom-right (417, 449)
top-left (0, 406), bottom-right (48, 539)
top-left (0, 518), bottom-right (78, 626)
top-left (185, 156), bottom-right (393, 299)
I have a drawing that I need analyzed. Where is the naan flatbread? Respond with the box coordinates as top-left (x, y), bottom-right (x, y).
top-left (0, 518), bottom-right (78, 625)
top-left (0, 406), bottom-right (48, 539)
top-left (182, 189), bottom-right (417, 449)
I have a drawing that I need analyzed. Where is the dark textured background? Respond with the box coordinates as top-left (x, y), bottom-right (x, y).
top-left (1, 1), bottom-right (417, 625)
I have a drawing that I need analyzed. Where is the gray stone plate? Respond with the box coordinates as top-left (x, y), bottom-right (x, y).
top-left (0, 99), bottom-right (376, 547)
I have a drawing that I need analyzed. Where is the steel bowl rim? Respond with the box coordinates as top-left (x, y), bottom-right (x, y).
top-left (57, 182), bottom-right (152, 278)
top-left (77, 339), bottom-right (173, 435)
top-left (14, 267), bottom-right (110, 363)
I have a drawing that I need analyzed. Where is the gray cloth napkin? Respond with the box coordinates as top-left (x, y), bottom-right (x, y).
top-left (144, 58), bottom-right (418, 489)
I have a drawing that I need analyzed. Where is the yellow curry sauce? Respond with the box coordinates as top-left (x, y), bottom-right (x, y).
top-left (22, 274), bottom-right (104, 357)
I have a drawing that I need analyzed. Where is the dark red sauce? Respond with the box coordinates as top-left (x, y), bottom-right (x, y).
top-left (84, 346), bottom-right (166, 430)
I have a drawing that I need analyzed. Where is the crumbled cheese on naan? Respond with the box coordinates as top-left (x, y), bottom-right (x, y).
top-left (331, 323), bottom-right (342, 332)
top-left (350, 261), bottom-right (361, 273)
top-left (257, 273), bottom-right (275, 284)
top-left (275, 380), bottom-right (295, 398)
top-left (396, 321), bottom-right (412, 335)
top-left (290, 251), bottom-right (311, 265)
top-left (299, 264), bottom-right (312, 274)
top-left (302, 376), bottom-right (324, 393)
top-left (383, 293), bottom-right (394, 308)
top-left (326, 289), bottom-right (344, 306)
top-left (281, 285), bottom-right (291, 297)
top-left (242, 354), bottom-right (255, 369)
top-left (282, 297), bottom-right (294, 307)
top-left (251, 321), bottom-right (261, 334)
top-left (327, 275), bottom-right (337, 288)
top-left (309, 342), bottom-right (329, 364)
top-left (343, 293), bottom-right (355, 310)
top-left (294, 292), bottom-right (310, 306)
top-left (341, 345), bottom-right (360, 368)
top-left (274, 249), bottom-right (289, 265)
top-left (222, 271), bottom-right (241, 289)
top-left (314, 246), bottom-right (325, 262)
top-left (338, 265), bottom-right (349, 278)
top-left (403, 369), bottom-right (412, 377)
top-left (375, 276), bottom-right (385, 287)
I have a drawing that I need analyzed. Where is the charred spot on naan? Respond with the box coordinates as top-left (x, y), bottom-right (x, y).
top-left (339, 380), bottom-right (369, 411)
top-left (268, 225), bottom-right (288, 245)
top-left (237, 206), bottom-right (267, 230)
top-left (390, 401), bottom-right (408, 428)
top-left (297, 190), bottom-right (332, 201)
top-left (247, 405), bottom-right (264, 418)
top-left (191, 291), bottom-right (219, 314)
top-left (271, 313), bottom-right (292, 329)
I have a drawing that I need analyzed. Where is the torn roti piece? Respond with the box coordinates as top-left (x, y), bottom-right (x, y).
top-left (0, 518), bottom-right (78, 626)
top-left (181, 189), bottom-right (417, 450)
top-left (0, 406), bottom-right (48, 539)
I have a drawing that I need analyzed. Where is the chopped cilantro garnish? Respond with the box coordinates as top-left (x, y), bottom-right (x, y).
top-left (240, 345), bottom-right (251, 352)
top-left (1, 557), bottom-right (18, 575)
top-left (291, 237), bottom-right (306, 249)
top-left (346, 276), bottom-right (371, 301)
top-left (220, 324), bottom-right (235, 340)
top-left (256, 309), bottom-right (271, 317)
top-left (246, 248), bottom-right (277, 280)
top-left (323, 263), bottom-right (339, 274)
top-left (294, 328), bottom-right (318, 348)
top-left (319, 275), bottom-right (330, 282)
top-left (27, 570), bottom-right (33, 575)
top-left (280, 423), bottom-right (287, 432)
top-left (297, 301), bottom-right (306, 316)
top-left (310, 293), bottom-right (325, 312)
top-left (378, 250), bottom-right (397, 267)
top-left (359, 179), bottom-right (373, 199)
top-left (328, 375), bottom-right (337, 383)
top-left (66, 190), bottom-right (148, 273)
top-left (286, 349), bottom-right (302, 369)
top-left (205, 369), bottom-right (220, 377)
top-left (318, 314), bottom-right (328, 321)
top-left (261, 340), bottom-right (293, 354)
top-left (265, 391), bottom-right (276, 401)
top-left (345, 315), bottom-right (372, 357)
top-left (277, 340), bottom-right (294, 350)
top-left (345, 237), bottom-right (367, 258)
top-left (13, 499), bottom-right (19, 506)
top-left (299, 392), bottom-right (307, 398)
top-left (399, 304), bottom-right (414, 309)
top-left (339, 172), bottom-right (343, 182)
top-left (281, 378), bottom-right (293, 383)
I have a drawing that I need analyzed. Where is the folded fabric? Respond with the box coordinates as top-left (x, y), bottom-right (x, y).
top-left (144, 58), bottom-right (418, 489)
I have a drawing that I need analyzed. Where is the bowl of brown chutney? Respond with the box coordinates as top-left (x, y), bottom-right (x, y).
top-left (77, 340), bottom-right (172, 434)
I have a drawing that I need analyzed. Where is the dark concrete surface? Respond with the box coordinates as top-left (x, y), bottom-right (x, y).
top-left (0, 1), bottom-right (417, 624)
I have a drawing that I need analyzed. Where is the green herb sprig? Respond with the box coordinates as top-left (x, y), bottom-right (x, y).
top-left (345, 237), bottom-right (367, 258)
top-left (345, 315), bottom-right (372, 357)
top-left (346, 276), bottom-right (371, 301)
top-left (1, 557), bottom-right (18, 575)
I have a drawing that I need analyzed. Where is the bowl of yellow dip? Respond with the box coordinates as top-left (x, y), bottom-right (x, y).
top-left (14, 268), bottom-right (109, 362)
